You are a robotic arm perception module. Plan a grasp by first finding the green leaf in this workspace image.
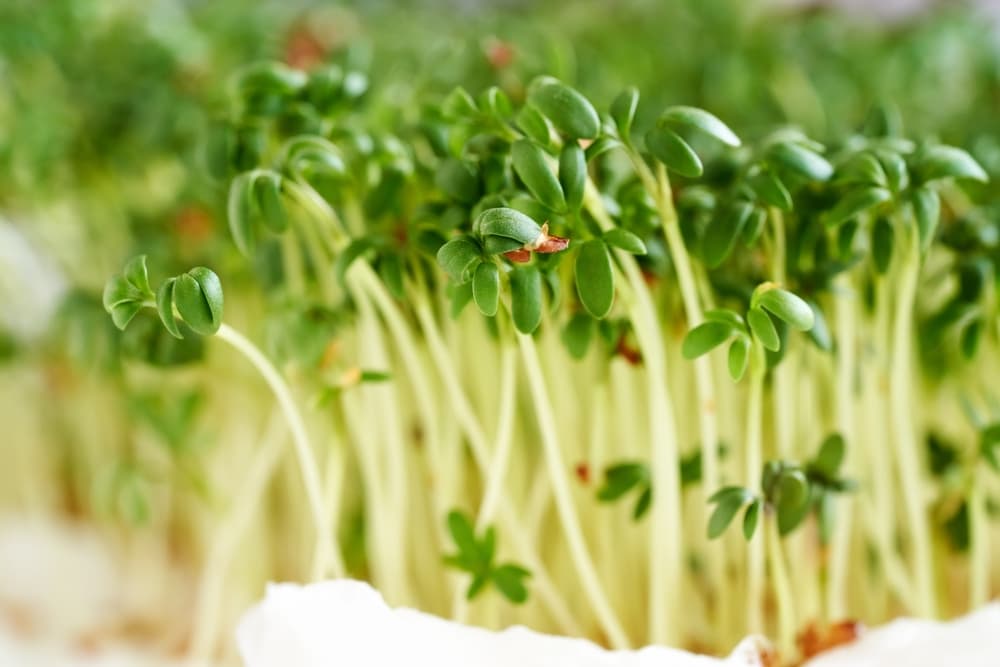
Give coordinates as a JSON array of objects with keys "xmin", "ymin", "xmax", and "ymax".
[
  {"xmin": 449, "ymin": 282, "xmax": 474, "ymax": 318},
  {"xmin": 603, "ymin": 228, "xmax": 647, "ymax": 255},
  {"xmin": 980, "ymin": 424, "xmax": 1000, "ymax": 472},
  {"xmin": 742, "ymin": 206, "xmax": 768, "ymax": 245},
  {"xmin": 561, "ymin": 312, "xmax": 594, "ymax": 360},
  {"xmin": 254, "ymin": 171, "xmax": 287, "ymax": 233},
  {"xmin": 728, "ymin": 336, "xmax": 750, "ymax": 382},
  {"xmin": 708, "ymin": 487, "xmax": 751, "ymax": 539},
  {"xmin": 633, "ymin": 487, "xmax": 652, "ymax": 520},
  {"xmin": 682, "ymin": 321, "xmax": 732, "ymax": 359},
  {"xmin": 510, "ymin": 266, "xmax": 543, "ymax": 334},
  {"xmin": 750, "ymin": 169, "xmax": 792, "ymax": 211},
  {"xmin": 917, "ymin": 145, "xmax": 988, "ymax": 183},
  {"xmin": 813, "ymin": 433, "xmax": 846, "ymax": 478},
  {"xmin": 227, "ymin": 172, "xmax": 257, "ymax": 256},
  {"xmin": 610, "ymin": 87, "xmax": 639, "ymax": 143},
  {"xmin": 436, "ymin": 158, "xmax": 481, "ymax": 204},
  {"xmin": 836, "ymin": 152, "xmax": 888, "ymax": 188},
  {"xmin": 466, "ymin": 574, "xmax": 490, "ymax": 600},
  {"xmin": 479, "ymin": 86, "xmax": 512, "ymax": 121},
  {"xmin": 645, "ymin": 127, "xmax": 702, "ymax": 178},
  {"xmin": 877, "ymin": 150, "xmax": 909, "ymax": 193},
  {"xmin": 597, "ymin": 462, "xmax": 648, "ymax": 501},
  {"xmin": 109, "ymin": 301, "xmax": 143, "ymax": 331},
  {"xmin": 442, "ymin": 86, "xmax": 478, "ymax": 119},
  {"xmin": 659, "ymin": 106, "xmax": 740, "ymax": 147},
  {"xmin": 585, "ymin": 137, "xmax": 621, "ymax": 162},
  {"xmin": 703, "ymin": 200, "xmax": 753, "ymax": 268},
  {"xmin": 492, "ymin": 564, "xmax": 531, "ymax": 604},
  {"xmin": 768, "ymin": 142, "xmax": 833, "ymax": 181},
  {"xmin": 437, "ymin": 237, "xmax": 482, "ymax": 283},
  {"xmin": 747, "ymin": 307, "xmax": 779, "ymax": 351},
  {"xmin": 961, "ymin": 319, "xmax": 982, "ymax": 360},
  {"xmin": 872, "ymin": 217, "xmax": 894, "ymax": 275},
  {"xmin": 826, "ymin": 186, "xmax": 892, "ymax": 227},
  {"xmin": 335, "ymin": 238, "xmax": 374, "ymax": 284},
  {"xmin": 123, "ymin": 255, "xmax": 152, "ymax": 296},
  {"xmin": 559, "ymin": 142, "xmax": 587, "ymax": 213},
  {"xmin": 483, "ymin": 235, "xmax": 524, "ymax": 255},
  {"xmin": 446, "ymin": 510, "xmax": 477, "ymax": 556},
  {"xmin": 776, "ymin": 470, "xmax": 811, "ymax": 536},
  {"xmin": 528, "ymin": 80, "xmax": 600, "ymax": 140},
  {"xmin": 511, "ymin": 139, "xmax": 565, "ymax": 211},
  {"xmin": 705, "ymin": 308, "xmax": 747, "ymax": 330},
  {"xmin": 174, "ymin": 268, "xmax": 224, "ymax": 336},
  {"xmin": 472, "ymin": 262, "xmax": 500, "ymax": 317},
  {"xmin": 156, "ymin": 278, "xmax": 182, "ymax": 339},
  {"xmin": 476, "ymin": 208, "xmax": 542, "ymax": 246},
  {"xmin": 102, "ymin": 275, "xmax": 141, "ymax": 311},
  {"xmin": 516, "ymin": 105, "xmax": 552, "ymax": 146},
  {"xmin": 575, "ymin": 240, "xmax": 615, "ymax": 319},
  {"xmin": 743, "ymin": 499, "xmax": 762, "ymax": 541},
  {"xmin": 912, "ymin": 186, "xmax": 941, "ymax": 253},
  {"xmin": 378, "ymin": 254, "xmax": 405, "ymax": 300},
  {"xmin": 757, "ymin": 288, "xmax": 814, "ymax": 331},
  {"xmin": 806, "ymin": 300, "xmax": 832, "ymax": 351}
]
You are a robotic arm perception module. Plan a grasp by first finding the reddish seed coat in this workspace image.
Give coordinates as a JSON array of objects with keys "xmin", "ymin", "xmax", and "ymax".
[
  {"xmin": 797, "ymin": 619, "xmax": 864, "ymax": 662},
  {"xmin": 485, "ymin": 39, "xmax": 515, "ymax": 69},
  {"xmin": 534, "ymin": 234, "xmax": 570, "ymax": 254},
  {"xmin": 574, "ymin": 462, "xmax": 591, "ymax": 484},
  {"xmin": 503, "ymin": 249, "xmax": 532, "ymax": 263}
]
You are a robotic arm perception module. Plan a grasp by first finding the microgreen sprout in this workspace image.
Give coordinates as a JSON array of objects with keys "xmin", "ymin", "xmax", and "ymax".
[{"xmin": 443, "ymin": 511, "xmax": 532, "ymax": 604}]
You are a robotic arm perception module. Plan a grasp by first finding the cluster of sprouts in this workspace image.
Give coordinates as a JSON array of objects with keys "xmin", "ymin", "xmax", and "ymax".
[{"xmin": 98, "ymin": 56, "xmax": 1000, "ymax": 662}]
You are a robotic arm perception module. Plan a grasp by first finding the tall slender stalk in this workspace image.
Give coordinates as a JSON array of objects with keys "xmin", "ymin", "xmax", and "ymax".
[
  {"xmin": 889, "ymin": 221, "xmax": 936, "ymax": 617},
  {"xmin": 746, "ymin": 343, "xmax": 766, "ymax": 634},
  {"xmin": 215, "ymin": 323, "xmax": 344, "ymax": 580},
  {"xmin": 517, "ymin": 330, "xmax": 630, "ymax": 648},
  {"xmin": 969, "ymin": 468, "xmax": 990, "ymax": 607},
  {"xmin": 828, "ymin": 276, "xmax": 857, "ymax": 620},
  {"xmin": 583, "ymin": 178, "xmax": 685, "ymax": 645}
]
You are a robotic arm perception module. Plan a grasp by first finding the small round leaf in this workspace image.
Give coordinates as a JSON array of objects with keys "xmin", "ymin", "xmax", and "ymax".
[
  {"xmin": 575, "ymin": 240, "xmax": 615, "ymax": 319},
  {"xmin": 472, "ymin": 262, "xmax": 500, "ymax": 317},
  {"xmin": 645, "ymin": 127, "xmax": 703, "ymax": 178},
  {"xmin": 528, "ymin": 80, "xmax": 600, "ymax": 140}
]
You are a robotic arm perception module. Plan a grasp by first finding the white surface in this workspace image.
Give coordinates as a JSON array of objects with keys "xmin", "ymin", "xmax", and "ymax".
[
  {"xmin": 804, "ymin": 603, "xmax": 1000, "ymax": 666},
  {"xmin": 236, "ymin": 580, "xmax": 767, "ymax": 667}
]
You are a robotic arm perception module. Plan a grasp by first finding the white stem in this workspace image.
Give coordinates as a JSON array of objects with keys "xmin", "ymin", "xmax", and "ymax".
[
  {"xmin": 828, "ymin": 279, "xmax": 856, "ymax": 620},
  {"xmin": 970, "ymin": 468, "xmax": 990, "ymax": 608},
  {"xmin": 187, "ymin": 410, "xmax": 286, "ymax": 665},
  {"xmin": 517, "ymin": 331, "xmax": 630, "ymax": 648},
  {"xmin": 889, "ymin": 223, "xmax": 936, "ymax": 617},
  {"xmin": 215, "ymin": 323, "xmax": 343, "ymax": 579},
  {"xmin": 746, "ymin": 345, "xmax": 766, "ymax": 634},
  {"xmin": 584, "ymin": 178, "xmax": 684, "ymax": 645},
  {"xmin": 453, "ymin": 345, "xmax": 517, "ymax": 622},
  {"xmin": 768, "ymin": 518, "xmax": 796, "ymax": 654}
]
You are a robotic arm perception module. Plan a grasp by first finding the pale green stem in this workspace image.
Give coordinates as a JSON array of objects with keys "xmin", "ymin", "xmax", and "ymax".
[
  {"xmin": 828, "ymin": 277, "xmax": 856, "ymax": 620},
  {"xmin": 411, "ymin": 291, "xmax": 583, "ymax": 635},
  {"xmin": 453, "ymin": 345, "xmax": 517, "ymax": 622},
  {"xmin": 584, "ymin": 177, "xmax": 684, "ymax": 645},
  {"xmin": 187, "ymin": 409, "xmax": 286, "ymax": 665},
  {"xmin": 746, "ymin": 344, "xmax": 766, "ymax": 634},
  {"xmin": 215, "ymin": 323, "xmax": 344, "ymax": 580},
  {"xmin": 767, "ymin": 518, "xmax": 797, "ymax": 655},
  {"xmin": 970, "ymin": 467, "xmax": 990, "ymax": 608},
  {"xmin": 889, "ymin": 221, "xmax": 936, "ymax": 617},
  {"xmin": 517, "ymin": 330, "xmax": 630, "ymax": 649}
]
